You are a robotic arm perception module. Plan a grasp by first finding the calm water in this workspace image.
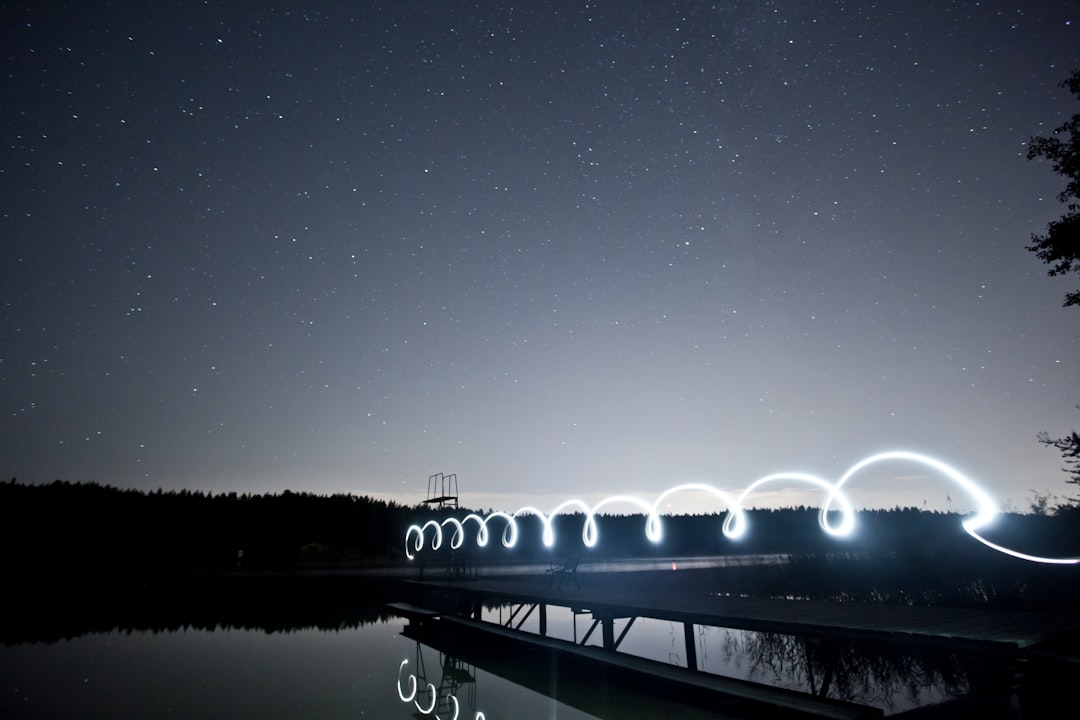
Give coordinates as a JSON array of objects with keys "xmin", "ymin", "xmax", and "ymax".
[
  {"xmin": 1, "ymin": 618, "xmax": 605, "ymax": 719},
  {"xmin": 7, "ymin": 566, "xmax": 1044, "ymax": 718},
  {"xmin": 1, "ymin": 615, "xmax": 725, "ymax": 719},
  {"xmin": 1, "ymin": 605, "xmax": 965, "ymax": 719}
]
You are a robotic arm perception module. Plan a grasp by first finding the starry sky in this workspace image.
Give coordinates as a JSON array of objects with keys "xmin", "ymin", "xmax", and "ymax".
[{"xmin": 3, "ymin": 1, "xmax": 1079, "ymax": 514}]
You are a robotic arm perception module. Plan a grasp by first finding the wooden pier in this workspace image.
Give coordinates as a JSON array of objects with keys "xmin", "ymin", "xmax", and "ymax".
[
  {"xmin": 404, "ymin": 573, "xmax": 1080, "ymax": 655},
  {"xmin": 390, "ymin": 569, "xmax": 1080, "ymax": 717},
  {"xmin": 392, "ymin": 601, "xmax": 883, "ymax": 719}
]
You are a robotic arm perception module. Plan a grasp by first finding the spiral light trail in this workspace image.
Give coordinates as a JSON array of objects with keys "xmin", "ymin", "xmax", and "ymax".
[
  {"xmin": 405, "ymin": 451, "xmax": 1079, "ymax": 565},
  {"xmin": 397, "ymin": 659, "xmax": 485, "ymax": 720}
]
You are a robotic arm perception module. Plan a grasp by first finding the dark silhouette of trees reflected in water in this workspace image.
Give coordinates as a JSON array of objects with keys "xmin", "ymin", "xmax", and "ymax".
[
  {"xmin": 2, "ymin": 574, "xmax": 406, "ymax": 645},
  {"xmin": 710, "ymin": 625, "xmax": 1069, "ymax": 718},
  {"xmin": 720, "ymin": 629, "xmax": 974, "ymax": 711}
]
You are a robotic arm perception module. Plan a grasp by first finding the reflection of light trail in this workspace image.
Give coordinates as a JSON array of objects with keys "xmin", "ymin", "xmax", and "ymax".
[
  {"xmin": 397, "ymin": 659, "xmax": 486, "ymax": 720},
  {"xmin": 404, "ymin": 451, "xmax": 1079, "ymax": 565}
]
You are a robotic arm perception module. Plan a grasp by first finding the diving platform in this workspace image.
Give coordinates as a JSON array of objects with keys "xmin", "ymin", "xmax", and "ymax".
[{"xmin": 422, "ymin": 472, "xmax": 459, "ymax": 509}]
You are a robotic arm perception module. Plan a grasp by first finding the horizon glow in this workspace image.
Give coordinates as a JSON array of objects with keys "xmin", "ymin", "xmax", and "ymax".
[{"xmin": 404, "ymin": 451, "xmax": 1080, "ymax": 565}]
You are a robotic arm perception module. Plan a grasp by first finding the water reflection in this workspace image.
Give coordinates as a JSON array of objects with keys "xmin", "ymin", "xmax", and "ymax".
[
  {"xmin": 397, "ymin": 615, "xmax": 736, "ymax": 719},
  {"xmin": 2, "ymin": 574, "xmax": 404, "ymax": 645},
  {"xmin": 418, "ymin": 599, "xmax": 1048, "ymax": 718},
  {"xmin": 397, "ymin": 646, "xmax": 485, "ymax": 720},
  {"xmin": 1, "ymin": 622, "xmax": 411, "ymax": 718},
  {"xmin": 472, "ymin": 599, "xmax": 962, "ymax": 713},
  {"xmin": 722, "ymin": 629, "xmax": 970, "ymax": 711},
  {"xmin": 2, "ymin": 574, "xmax": 1069, "ymax": 719}
]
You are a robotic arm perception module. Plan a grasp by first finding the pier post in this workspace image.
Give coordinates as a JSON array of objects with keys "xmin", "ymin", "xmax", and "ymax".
[
  {"xmin": 539, "ymin": 604, "xmax": 547, "ymax": 636},
  {"xmin": 470, "ymin": 594, "xmax": 482, "ymax": 620},
  {"xmin": 684, "ymin": 622, "xmax": 697, "ymax": 671},
  {"xmin": 602, "ymin": 615, "xmax": 615, "ymax": 651}
]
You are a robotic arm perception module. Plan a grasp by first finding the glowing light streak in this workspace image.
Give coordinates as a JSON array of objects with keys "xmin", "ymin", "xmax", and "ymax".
[
  {"xmin": 415, "ymin": 680, "xmax": 437, "ymax": 715},
  {"xmin": 405, "ymin": 520, "xmax": 444, "ymax": 560},
  {"xmin": 396, "ymin": 660, "xmax": 417, "ymax": 703},
  {"xmin": 731, "ymin": 472, "xmax": 857, "ymax": 538},
  {"xmin": 653, "ymin": 483, "xmax": 744, "ymax": 542},
  {"xmin": 405, "ymin": 512, "xmax": 519, "ymax": 560},
  {"xmin": 404, "ymin": 452, "xmax": 1080, "ymax": 565},
  {"xmin": 396, "ymin": 659, "xmax": 486, "ymax": 720}
]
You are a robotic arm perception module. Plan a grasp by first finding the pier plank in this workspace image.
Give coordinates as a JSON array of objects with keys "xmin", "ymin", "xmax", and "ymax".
[{"xmin": 405, "ymin": 575, "xmax": 1080, "ymax": 652}]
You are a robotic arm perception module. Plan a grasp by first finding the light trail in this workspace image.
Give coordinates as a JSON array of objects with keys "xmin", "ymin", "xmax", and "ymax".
[
  {"xmin": 396, "ymin": 659, "xmax": 485, "ymax": 720},
  {"xmin": 404, "ymin": 451, "xmax": 1080, "ymax": 565},
  {"xmin": 396, "ymin": 658, "xmax": 437, "ymax": 714}
]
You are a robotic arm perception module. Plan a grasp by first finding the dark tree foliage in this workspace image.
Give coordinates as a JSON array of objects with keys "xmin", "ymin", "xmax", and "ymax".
[
  {"xmin": 0, "ymin": 479, "xmax": 415, "ymax": 572},
  {"xmin": 1027, "ymin": 69, "xmax": 1080, "ymax": 307},
  {"xmin": 1026, "ymin": 71, "xmax": 1080, "ymax": 504},
  {"xmin": 2, "ymin": 479, "xmax": 1079, "ymax": 640},
  {"xmin": 1037, "ymin": 423, "xmax": 1080, "ymax": 493}
]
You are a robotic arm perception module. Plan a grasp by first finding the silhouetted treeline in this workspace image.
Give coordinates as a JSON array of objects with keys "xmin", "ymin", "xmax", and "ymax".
[
  {"xmin": 3, "ymin": 480, "xmax": 1079, "ymax": 645},
  {"xmin": 413, "ymin": 504, "xmax": 1080, "ymax": 613},
  {"xmin": 3, "ymin": 478, "xmax": 1078, "ymax": 586},
  {"xmin": 1, "ymin": 479, "xmax": 416, "ymax": 572},
  {"xmin": 413, "ymin": 503, "xmax": 1080, "ymax": 562}
]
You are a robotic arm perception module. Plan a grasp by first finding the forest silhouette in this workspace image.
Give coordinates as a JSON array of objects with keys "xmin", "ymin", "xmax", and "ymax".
[
  {"xmin": 5, "ymin": 478, "xmax": 1078, "ymax": 605},
  {"xmin": 3, "ymin": 478, "xmax": 1079, "ymax": 647}
]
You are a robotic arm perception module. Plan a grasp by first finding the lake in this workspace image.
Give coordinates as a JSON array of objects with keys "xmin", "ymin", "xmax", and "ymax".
[
  {"xmin": 0, "ymin": 602, "xmax": 745, "ymax": 718},
  {"xmin": 1, "ymin": 610, "xmax": 954, "ymax": 719},
  {"xmin": 0, "ymin": 567, "xmax": 1062, "ymax": 718}
]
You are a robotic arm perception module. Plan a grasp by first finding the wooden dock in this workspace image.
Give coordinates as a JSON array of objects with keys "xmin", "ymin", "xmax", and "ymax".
[
  {"xmin": 390, "ymin": 601, "xmax": 883, "ymax": 719},
  {"xmin": 405, "ymin": 573, "xmax": 1080, "ymax": 654},
  {"xmin": 392, "ymin": 570, "xmax": 1080, "ymax": 717}
]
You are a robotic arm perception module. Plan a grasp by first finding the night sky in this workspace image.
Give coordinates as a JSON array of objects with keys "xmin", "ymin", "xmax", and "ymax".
[{"xmin": 3, "ymin": 1, "xmax": 1079, "ymax": 514}]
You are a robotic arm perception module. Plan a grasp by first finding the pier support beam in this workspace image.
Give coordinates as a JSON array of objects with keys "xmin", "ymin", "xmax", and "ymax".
[
  {"xmin": 684, "ymin": 622, "xmax": 697, "ymax": 671},
  {"xmin": 602, "ymin": 615, "xmax": 615, "ymax": 651},
  {"xmin": 539, "ymin": 604, "xmax": 547, "ymax": 637}
]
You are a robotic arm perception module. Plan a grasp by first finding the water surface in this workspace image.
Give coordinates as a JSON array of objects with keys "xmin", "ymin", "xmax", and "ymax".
[
  {"xmin": 2, "ymin": 568, "xmax": 1051, "ymax": 718},
  {"xmin": 2, "ymin": 618, "xmax": 605, "ymax": 719}
]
